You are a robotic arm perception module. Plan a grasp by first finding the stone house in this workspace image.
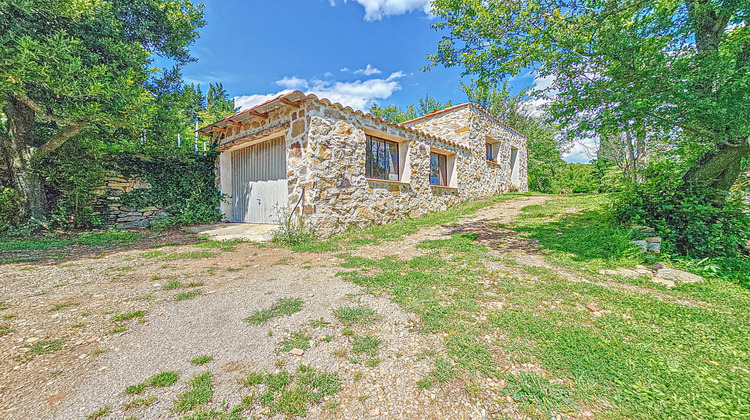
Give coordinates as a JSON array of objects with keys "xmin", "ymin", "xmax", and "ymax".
[{"xmin": 198, "ymin": 90, "xmax": 528, "ymax": 236}]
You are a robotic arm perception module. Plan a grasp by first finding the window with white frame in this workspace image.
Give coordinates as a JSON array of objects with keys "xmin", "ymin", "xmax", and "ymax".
[
  {"xmin": 429, "ymin": 152, "xmax": 449, "ymax": 186},
  {"xmin": 486, "ymin": 137, "xmax": 500, "ymax": 162},
  {"xmin": 365, "ymin": 135, "xmax": 400, "ymax": 181}
]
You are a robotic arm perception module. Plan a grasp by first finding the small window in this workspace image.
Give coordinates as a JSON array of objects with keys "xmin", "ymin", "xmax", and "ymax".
[
  {"xmin": 486, "ymin": 138, "xmax": 500, "ymax": 162},
  {"xmin": 366, "ymin": 135, "xmax": 400, "ymax": 181},
  {"xmin": 429, "ymin": 152, "xmax": 448, "ymax": 186}
]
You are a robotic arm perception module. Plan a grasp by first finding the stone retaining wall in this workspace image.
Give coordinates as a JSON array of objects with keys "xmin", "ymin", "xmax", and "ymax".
[{"xmin": 92, "ymin": 172, "xmax": 168, "ymax": 229}]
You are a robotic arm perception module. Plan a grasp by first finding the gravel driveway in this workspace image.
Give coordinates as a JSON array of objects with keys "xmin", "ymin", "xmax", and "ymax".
[{"xmin": 0, "ymin": 216, "xmax": 508, "ymax": 419}]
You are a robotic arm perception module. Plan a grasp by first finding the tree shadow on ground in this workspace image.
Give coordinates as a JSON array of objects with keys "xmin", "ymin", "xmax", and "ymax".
[{"xmin": 510, "ymin": 208, "xmax": 644, "ymax": 268}]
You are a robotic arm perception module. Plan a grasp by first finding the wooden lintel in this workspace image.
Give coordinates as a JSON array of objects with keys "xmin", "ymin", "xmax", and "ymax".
[
  {"xmin": 280, "ymin": 98, "xmax": 301, "ymax": 109},
  {"xmin": 226, "ymin": 120, "xmax": 242, "ymax": 127},
  {"xmin": 249, "ymin": 111, "xmax": 269, "ymax": 119}
]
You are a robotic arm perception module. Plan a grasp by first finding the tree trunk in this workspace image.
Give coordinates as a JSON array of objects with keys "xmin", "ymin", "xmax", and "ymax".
[
  {"xmin": 3, "ymin": 96, "xmax": 46, "ymax": 220},
  {"xmin": 683, "ymin": 139, "xmax": 750, "ymax": 193}
]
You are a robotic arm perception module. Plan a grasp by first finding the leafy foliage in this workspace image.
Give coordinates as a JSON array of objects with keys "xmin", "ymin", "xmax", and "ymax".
[
  {"xmin": 616, "ymin": 179, "xmax": 750, "ymax": 258},
  {"xmin": 114, "ymin": 151, "xmax": 224, "ymax": 227},
  {"xmin": 369, "ymin": 94, "xmax": 453, "ymax": 123}
]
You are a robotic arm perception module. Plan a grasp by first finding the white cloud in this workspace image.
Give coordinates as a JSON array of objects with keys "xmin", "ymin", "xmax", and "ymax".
[
  {"xmin": 233, "ymin": 71, "xmax": 406, "ymax": 111},
  {"xmin": 330, "ymin": 0, "xmax": 432, "ymax": 21},
  {"xmin": 275, "ymin": 76, "xmax": 308, "ymax": 89},
  {"xmin": 323, "ymin": 71, "xmax": 334, "ymax": 78},
  {"xmin": 340, "ymin": 67, "xmax": 349, "ymax": 72},
  {"xmin": 233, "ymin": 90, "xmax": 294, "ymax": 110},
  {"xmin": 354, "ymin": 64, "xmax": 382, "ymax": 76},
  {"xmin": 519, "ymin": 73, "xmax": 557, "ymax": 117},
  {"xmin": 562, "ymin": 138, "xmax": 598, "ymax": 164},
  {"xmin": 387, "ymin": 71, "xmax": 406, "ymax": 80}
]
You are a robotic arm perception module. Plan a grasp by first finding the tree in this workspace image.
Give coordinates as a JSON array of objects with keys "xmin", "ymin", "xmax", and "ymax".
[
  {"xmin": 0, "ymin": 0, "xmax": 205, "ymax": 219},
  {"xmin": 429, "ymin": 0, "xmax": 750, "ymax": 195},
  {"xmin": 369, "ymin": 94, "xmax": 453, "ymax": 123}
]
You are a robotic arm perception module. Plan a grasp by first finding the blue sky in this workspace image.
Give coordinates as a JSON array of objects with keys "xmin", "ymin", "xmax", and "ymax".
[{"xmin": 180, "ymin": 0, "xmax": 587, "ymax": 162}]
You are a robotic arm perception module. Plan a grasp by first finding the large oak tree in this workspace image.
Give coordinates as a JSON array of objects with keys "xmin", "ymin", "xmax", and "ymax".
[{"xmin": 0, "ymin": 0, "xmax": 204, "ymax": 218}]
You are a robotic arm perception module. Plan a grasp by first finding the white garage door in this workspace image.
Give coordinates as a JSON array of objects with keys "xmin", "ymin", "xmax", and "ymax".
[{"xmin": 230, "ymin": 137, "xmax": 287, "ymax": 223}]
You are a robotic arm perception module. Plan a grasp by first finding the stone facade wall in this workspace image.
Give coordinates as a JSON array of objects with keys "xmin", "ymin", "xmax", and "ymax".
[
  {"xmin": 93, "ymin": 172, "xmax": 168, "ymax": 229},
  {"xmin": 404, "ymin": 105, "xmax": 529, "ymax": 194},
  {"xmin": 213, "ymin": 96, "xmax": 529, "ymax": 237}
]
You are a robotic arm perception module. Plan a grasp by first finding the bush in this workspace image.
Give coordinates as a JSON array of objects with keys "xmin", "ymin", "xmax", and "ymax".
[
  {"xmin": 616, "ymin": 182, "xmax": 750, "ymax": 258},
  {"xmin": 0, "ymin": 188, "xmax": 27, "ymax": 232},
  {"xmin": 39, "ymin": 135, "xmax": 106, "ymax": 229}
]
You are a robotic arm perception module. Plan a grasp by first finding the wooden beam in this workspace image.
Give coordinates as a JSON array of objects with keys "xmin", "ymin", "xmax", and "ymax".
[
  {"xmin": 226, "ymin": 120, "xmax": 242, "ymax": 127},
  {"xmin": 280, "ymin": 98, "xmax": 301, "ymax": 109},
  {"xmin": 213, "ymin": 126, "xmax": 226, "ymax": 133},
  {"xmin": 197, "ymin": 132, "xmax": 213, "ymax": 136},
  {"xmin": 249, "ymin": 111, "xmax": 269, "ymax": 119}
]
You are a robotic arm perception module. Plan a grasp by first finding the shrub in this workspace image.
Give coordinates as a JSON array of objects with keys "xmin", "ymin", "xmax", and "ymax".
[
  {"xmin": 0, "ymin": 188, "xmax": 27, "ymax": 233},
  {"xmin": 616, "ymin": 180, "xmax": 750, "ymax": 258}
]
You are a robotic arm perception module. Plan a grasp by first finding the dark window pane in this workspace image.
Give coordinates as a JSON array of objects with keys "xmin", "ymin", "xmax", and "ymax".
[
  {"xmin": 430, "ymin": 152, "xmax": 448, "ymax": 186},
  {"xmin": 365, "ymin": 135, "xmax": 399, "ymax": 181}
]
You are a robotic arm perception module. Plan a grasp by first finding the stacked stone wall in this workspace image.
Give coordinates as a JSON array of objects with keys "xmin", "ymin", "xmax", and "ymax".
[{"xmin": 92, "ymin": 172, "xmax": 168, "ymax": 229}]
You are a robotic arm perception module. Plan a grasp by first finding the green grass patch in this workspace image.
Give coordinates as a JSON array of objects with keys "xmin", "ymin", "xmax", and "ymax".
[
  {"xmin": 308, "ymin": 318, "xmax": 331, "ymax": 328},
  {"xmin": 333, "ymin": 306, "xmax": 378, "ymax": 326},
  {"xmin": 190, "ymin": 355, "xmax": 214, "ymax": 365},
  {"xmin": 127, "ymin": 370, "xmax": 180, "ymax": 395},
  {"xmin": 110, "ymin": 325, "xmax": 127, "ymax": 334},
  {"xmin": 0, "ymin": 231, "xmax": 141, "ymax": 252},
  {"xmin": 162, "ymin": 250, "xmax": 215, "ymax": 261},
  {"xmin": 502, "ymin": 371, "xmax": 576, "ymax": 416},
  {"xmin": 278, "ymin": 331, "xmax": 311, "ymax": 352},
  {"xmin": 86, "ymin": 406, "xmax": 110, "ymax": 419},
  {"xmin": 29, "ymin": 340, "xmax": 63, "ymax": 354},
  {"xmin": 173, "ymin": 372, "xmax": 213, "ymax": 412},
  {"xmin": 0, "ymin": 324, "xmax": 14, "ymax": 336},
  {"xmin": 142, "ymin": 250, "xmax": 165, "ymax": 258},
  {"xmin": 351, "ymin": 335, "xmax": 381, "ymax": 357},
  {"xmin": 149, "ymin": 370, "xmax": 179, "ymax": 387},
  {"xmin": 125, "ymin": 382, "xmax": 146, "ymax": 395},
  {"xmin": 111, "ymin": 310, "xmax": 146, "ymax": 322},
  {"xmin": 244, "ymin": 298, "xmax": 303, "ymax": 325},
  {"xmin": 175, "ymin": 289, "xmax": 203, "ymax": 301},
  {"xmin": 123, "ymin": 395, "xmax": 156, "ymax": 409},
  {"xmin": 163, "ymin": 280, "xmax": 183, "ymax": 290},
  {"xmin": 242, "ymin": 365, "xmax": 340, "ymax": 417},
  {"xmin": 512, "ymin": 195, "xmax": 643, "ymax": 270}
]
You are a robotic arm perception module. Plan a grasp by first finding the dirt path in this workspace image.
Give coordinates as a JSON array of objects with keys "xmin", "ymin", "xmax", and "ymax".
[{"xmin": 0, "ymin": 195, "xmax": 551, "ymax": 420}]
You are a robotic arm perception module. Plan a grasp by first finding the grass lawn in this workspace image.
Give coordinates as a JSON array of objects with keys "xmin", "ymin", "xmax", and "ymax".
[{"xmin": 332, "ymin": 193, "xmax": 750, "ymax": 419}]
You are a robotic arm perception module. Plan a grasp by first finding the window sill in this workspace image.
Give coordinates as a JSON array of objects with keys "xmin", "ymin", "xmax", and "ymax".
[
  {"xmin": 486, "ymin": 159, "xmax": 503, "ymax": 167},
  {"xmin": 366, "ymin": 178, "xmax": 409, "ymax": 186},
  {"xmin": 430, "ymin": 184, "xmax": 458, "ymax": 190}
]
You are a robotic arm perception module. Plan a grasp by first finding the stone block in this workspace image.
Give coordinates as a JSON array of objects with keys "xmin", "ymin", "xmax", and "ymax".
[{"xmin": 291, "ymin": 119, "xmax": 305, "ymax": 137}]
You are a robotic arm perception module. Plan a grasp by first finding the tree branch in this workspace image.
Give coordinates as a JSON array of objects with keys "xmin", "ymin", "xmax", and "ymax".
[
  {"xmin": 35, "ymin": 123, "xmax": 84, "ymax": 158},
  {"xmin": 13, "ymin": 91, "xmax": 76, "ymax": 126}
]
